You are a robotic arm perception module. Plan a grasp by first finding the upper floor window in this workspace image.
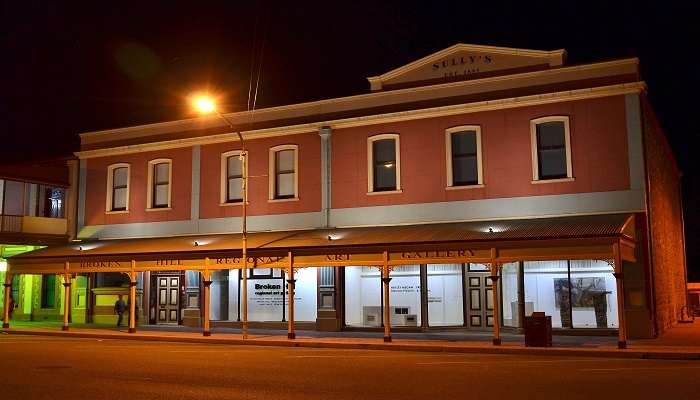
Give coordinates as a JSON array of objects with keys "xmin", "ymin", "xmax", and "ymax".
[
  {"xmin": 269, "ymin": 145, "xmax": 298, "ymax": 200},
  {"xmin": 35, "ymin": 185, "xmax": 65, "ymax": 218},
  {"xmin": 147, "ymin": 159, "xmax": 172, "ymax": 209},
  {"xmin": 106, "ymin": 163, "xmax": 130, "ymax": 212},
  {"xmin": 221, "ymin": 150, "xmax": 245, "ymax": 204},
  {"xmin": 367, "ymin": 134, "xmax": 401, "ymax": 193},
  {"xmin": 530, "ymin": 116, "xmax": 573, "ymax": 182},
  {"xmin": 445, "ymin": 126, "xmax": 482, "ymax": 187}
]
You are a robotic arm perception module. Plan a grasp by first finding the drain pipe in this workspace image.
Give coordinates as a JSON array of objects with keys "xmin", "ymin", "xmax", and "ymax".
[{"xmin": 319, "ymin": 126, "xmax": 332, "ymax": 228}]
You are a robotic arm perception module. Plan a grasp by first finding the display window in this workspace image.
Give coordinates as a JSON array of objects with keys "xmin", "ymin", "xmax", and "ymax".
[
  {"xmin": 209, "ymin": 268, "xmax": 317, "ymax": 322},
  {"xmin": 570, "ymin": 260, "xmax": 618, "ymax": 328},
  {"xmin": 427, "ymin": 264, "xmax": 464, "ymax": 326},
  {"xmin": 523, "ymin": 260, "xmax": 618, "ymax": 329},
  {"xmin": 501, "ymin": 262, "xmax": 520, "ymax": 327},
  {"xmin": 344, "ymin": 266, "xmax": 381, "ymax": 327},
  {"xmin": 388, "ymin": 265, "xmax": 421, "ymax": 327}
]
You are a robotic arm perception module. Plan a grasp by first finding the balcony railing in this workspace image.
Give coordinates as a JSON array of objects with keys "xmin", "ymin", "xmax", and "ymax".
[
  {"xmin": 0, "ymin": 214, "xmax": 23, "ymax": 232},
  {"xmin": 0, "ymin": 214, "xmax": 67, "ymax": 235}
]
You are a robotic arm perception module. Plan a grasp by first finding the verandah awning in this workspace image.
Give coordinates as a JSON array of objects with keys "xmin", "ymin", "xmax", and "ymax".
[{"xmin": 6, "ymin": 213, "xmax": 636, "ymax": 275}]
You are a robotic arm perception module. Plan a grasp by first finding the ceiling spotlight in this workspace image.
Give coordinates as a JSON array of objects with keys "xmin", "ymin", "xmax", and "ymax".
[
  {"xmin": 194, "ymin": 241, "xmax": 200, "ymax": 247},
  {"xmin": 488, "ymin": 228, "xmax": 494, "ymax": 233},
  {"xmin": 78, "ymin": 246, "xmax": 84, "ymax": 251}
]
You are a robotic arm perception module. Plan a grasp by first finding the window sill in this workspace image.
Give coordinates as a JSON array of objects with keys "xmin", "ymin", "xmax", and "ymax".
[
  {"xmin": 146, "ymin": 207, "xmax": 172, "ymax": 212},
  {"xmin": 219, "ymin": 202, "xmax": 248, "ymax": 207},
  {"xmin": 531, "ymin": 177, "xmax": 575, "ymax": 184},
  {"xmin": 446, "ymin": 184, "xmax": 484, "ymax": 191},
  {"xmin": 366, "ymin": 189, "xmax": 403, "ymax": 196},
  {"xmin": 105, "ymin": 210, "xmax": 129, "ymax": 215},
  {"xmin": 268, "ymin": 197, "xmax": 299, "ymax": 203}
]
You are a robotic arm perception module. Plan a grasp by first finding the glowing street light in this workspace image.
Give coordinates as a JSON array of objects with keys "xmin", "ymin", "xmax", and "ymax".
[
  {"xmin": 192, "ymin": 94, "xmax": 250, "ymax": 339},
  {"xmin": 193, "ymin": 96, "xmax": 216, "ymax": 114}
]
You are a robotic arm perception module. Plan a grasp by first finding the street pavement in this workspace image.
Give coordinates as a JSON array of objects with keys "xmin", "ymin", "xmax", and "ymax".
[{"xmin": 1, "ymin": 335, "xmax": 699, "ymax": 400}]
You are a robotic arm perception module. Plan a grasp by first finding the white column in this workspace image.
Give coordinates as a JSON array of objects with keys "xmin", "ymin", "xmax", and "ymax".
[{"xmin": 319, "ymin": 127, "xmax": 332, "ymax": 228}]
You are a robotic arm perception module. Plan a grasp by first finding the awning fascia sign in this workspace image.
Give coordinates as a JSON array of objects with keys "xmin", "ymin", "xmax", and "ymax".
[{"xmin": 6, "ymin": 237, "xmax": 634, "ymax": 275}]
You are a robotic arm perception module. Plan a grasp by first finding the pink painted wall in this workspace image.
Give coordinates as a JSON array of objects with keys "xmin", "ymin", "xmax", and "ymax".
[
  {"xmin": 199, "ymin": 132, "xmax": 321, "ymax": 219},
  {"xmin": 332, "ymin": 95, "xmax": 631, "ymax": 209},
  {"xmin": 83, "ymin": 95, "xmax": 631, "ymax": 226},
  {"xmin": 84, "ymin": 148, "xmax": 192, "ymax": 225}
]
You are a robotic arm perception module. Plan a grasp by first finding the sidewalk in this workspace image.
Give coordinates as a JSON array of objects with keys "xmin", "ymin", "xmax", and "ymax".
[{"xmin": 3, "ymin": 320, "xmax": 700, "ymax": 360}]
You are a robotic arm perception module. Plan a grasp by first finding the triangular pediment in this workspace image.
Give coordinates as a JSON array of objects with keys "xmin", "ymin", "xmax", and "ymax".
[{"xmin": 368, "ymin": 44, "xmax": 566, "ymax": 91}]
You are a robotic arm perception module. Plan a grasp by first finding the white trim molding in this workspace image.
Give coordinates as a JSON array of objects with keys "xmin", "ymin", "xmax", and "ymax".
[
  {"xmin": 268, "ymin": 144, "xmax": 299, "ymax": 201},
  {"xmin": 106, "ymin": 163, "xmax": 130, "ymax": 213},
  {"xmin": 146, "ymin": 158, "xmax": 173, "ymax": 210},
  {"xmin": 220, "ymin": 150, "xmax": 246, "ymax": 205},
  {"xmin": 530, "ymin": 116, "xmax": 573, "ymax": 182},
  {"xmin": 367, "ymin": 133, "xmax": 402, "ymax": 194},
  {"xmin": 445, "ymin": 125, "xmax": 483, "ymax": 188},
  {"xmin": 75, "ymin": 82, "xmax": 646, "ymax": 160}
]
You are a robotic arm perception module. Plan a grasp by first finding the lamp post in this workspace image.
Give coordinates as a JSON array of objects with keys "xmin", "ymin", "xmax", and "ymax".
[{"xmin": 193, "ymin": 96, "xmax": 250, "ymax": 339}]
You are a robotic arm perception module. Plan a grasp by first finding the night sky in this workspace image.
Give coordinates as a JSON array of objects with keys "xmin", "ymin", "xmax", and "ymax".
[{"xmin": 2, "ymin": 1, "xmax": 698, "ymax": 280}]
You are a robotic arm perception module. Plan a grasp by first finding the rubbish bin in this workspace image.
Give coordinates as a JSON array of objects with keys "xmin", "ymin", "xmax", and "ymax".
[{"xmin": 524, "ymin": 312, "xmax": 552, "ymax": 347}]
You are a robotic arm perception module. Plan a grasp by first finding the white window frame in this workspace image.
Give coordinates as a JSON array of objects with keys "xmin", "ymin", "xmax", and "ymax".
[
  {"xmin": 146, "ymin": 158, "xmax": 173, "ymax": 210},
  {"xmin": 367, "ymin": 133, "xmax": 402, "ymax": 194},
  {"xmin": 268, "ymin": 144, "xmax": 299, "ymax": 202},
  {"xmin": 105, "ymin": 163, "xmax": 130, "ymax": 213},
  {"xmin": 220, "ymin": 150, "xmax": 247, "ymax": 205},
  {"xmin": 445, "ymin": 125, "xmax": 484, "ymax": 189},
  {"xmin": 530, "ymin": 116, "xmax": 574, "ymax": 184}
]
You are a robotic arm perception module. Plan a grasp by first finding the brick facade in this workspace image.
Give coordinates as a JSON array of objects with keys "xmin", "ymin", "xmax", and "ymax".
[{"xmin": 642, "ymin": 95, "xmax": 688, "ymax": 333}]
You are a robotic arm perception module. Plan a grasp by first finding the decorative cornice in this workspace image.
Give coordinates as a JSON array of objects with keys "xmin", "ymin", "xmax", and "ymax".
[
  {"xmin": 75, "ymin": 81, "xmax": 646, "ymax": 160},
  {"xmin": 79, "ymin": 57, "xmax": 638, "ymax": 147},
  {"xmin": 366, "ymin": 43, "xmax": 567, "ymax": 84}
]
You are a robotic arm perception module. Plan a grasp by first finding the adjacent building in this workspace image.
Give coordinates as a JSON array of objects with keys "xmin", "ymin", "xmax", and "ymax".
[
  {"xmin": 0, "ymin": 158, "xmax": 77, "ymax": 323},
  {"xmin": 3, "ymin": 44, "xmax": 688, "ymax": 346}
]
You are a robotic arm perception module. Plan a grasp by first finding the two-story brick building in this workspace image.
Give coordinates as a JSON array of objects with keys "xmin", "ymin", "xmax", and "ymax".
[{"xmin": 4, "ymin": 44, "xmax": 687, "ymax": 347}]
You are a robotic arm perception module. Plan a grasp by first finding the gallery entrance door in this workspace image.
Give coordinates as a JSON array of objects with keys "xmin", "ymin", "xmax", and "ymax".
[
  {"xmin": 464, "ymin": 267, "xmax": 494, "ymax": 330},
  {"xmin": 156, "ymin": 275, "xmax": 180, "ymax": 324}
]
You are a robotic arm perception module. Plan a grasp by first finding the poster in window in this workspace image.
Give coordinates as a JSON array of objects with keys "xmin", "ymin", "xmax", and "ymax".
[{"xmin": 554, "ymin": 277, "xmax": 609, "ymax": 308}]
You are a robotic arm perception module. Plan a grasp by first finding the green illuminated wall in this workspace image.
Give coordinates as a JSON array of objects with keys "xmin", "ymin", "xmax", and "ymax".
[{"xmin": 0, "ymin": 245, "xmax": 46, "ymax": 313}]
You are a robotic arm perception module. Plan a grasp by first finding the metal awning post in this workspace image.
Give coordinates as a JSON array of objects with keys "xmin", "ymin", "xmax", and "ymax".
[
  {"xmin": 202, "ymin": 259, "xmax": 212, "ymax": 337},
  {"xmin": 128, "ymin": 261, "xmax": 137, "ymax": 334},
  {"xmin": 287, "ymin": 251, "xmax": 296, "ymax": 339},
  {"xmin": 2, "ymin": 273, "xmax": 12, "ymax": 329},
  {"xmin": 613, "ymin": 242, "xmax": 627, "ymax": 349},
  {"xmin": 61, "ymin": 262, "xmax": 71, "ymax": 331},
  {"xmin": 381, "ymin": 251, "xmax": 392, "ymax": 343}
]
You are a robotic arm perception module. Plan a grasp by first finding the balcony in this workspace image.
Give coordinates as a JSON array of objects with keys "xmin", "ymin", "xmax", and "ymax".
[{"xmin": 0, "ymin": 214, "xmax": 68, "ymax": 235}]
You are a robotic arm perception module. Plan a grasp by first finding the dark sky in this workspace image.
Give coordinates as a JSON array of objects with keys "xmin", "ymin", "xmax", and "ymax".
[{"xmin": 2, "ymin": 1, "xmax": 698, "ymax": 279}]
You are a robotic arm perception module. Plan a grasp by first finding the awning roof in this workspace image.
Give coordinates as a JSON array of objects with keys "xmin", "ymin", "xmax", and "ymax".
[{"xmin": 8, "ymin": 214, "xmax": 636, "ymax": 273}]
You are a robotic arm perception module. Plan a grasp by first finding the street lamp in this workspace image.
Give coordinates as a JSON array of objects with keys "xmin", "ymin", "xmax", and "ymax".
[{"xmin": 192, "ymin": 95, "xmax": 250, "ymax": 339}]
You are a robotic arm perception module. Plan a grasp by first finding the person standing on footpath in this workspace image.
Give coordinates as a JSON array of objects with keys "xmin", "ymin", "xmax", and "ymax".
[{"xmin": 114, "ymin": 294, "xmax": 127, "ymax": 327}]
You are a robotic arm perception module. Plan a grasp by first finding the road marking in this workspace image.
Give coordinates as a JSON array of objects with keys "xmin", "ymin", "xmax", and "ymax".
[
  {"xmin": 416, "ymin": 359, "xmax": 598, "ymax": 366},
  {"xmin": 581, "ymin": 366, "xmax": 700, "ymax": 372}
]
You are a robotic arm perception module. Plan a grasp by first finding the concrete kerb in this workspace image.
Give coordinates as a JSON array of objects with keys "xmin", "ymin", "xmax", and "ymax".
[{"xmin": 3, "ymin": 328, "xmax": 700, "ymax": 360}]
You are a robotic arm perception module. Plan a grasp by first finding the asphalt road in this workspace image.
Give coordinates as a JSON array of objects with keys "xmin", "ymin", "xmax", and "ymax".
[{"xmin": 0, "ymin": 335, "xmax": 698, "ymax": 400}]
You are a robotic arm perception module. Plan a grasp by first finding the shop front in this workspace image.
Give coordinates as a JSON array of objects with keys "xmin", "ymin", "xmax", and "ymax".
[{"xmin": 3, "ymin": 214, "xmax": 638, "ymax": 348}]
